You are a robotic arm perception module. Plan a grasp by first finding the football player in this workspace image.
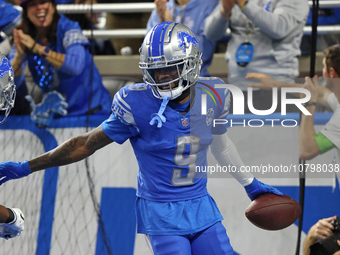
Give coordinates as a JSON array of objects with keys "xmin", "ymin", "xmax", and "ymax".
[
  {"xmin": 0, "ymin": 53, "xmax": 25, "ymax": 240},
  {"xmin": 0, "ymin": 23, "xmax": 281, "ymax": 253}
]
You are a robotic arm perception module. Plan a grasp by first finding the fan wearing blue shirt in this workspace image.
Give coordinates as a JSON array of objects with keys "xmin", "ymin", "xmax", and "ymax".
[
  {"xmin": 0, "ymin": 0, "xmax": 21, "ymax": 55},
  {"xmin": 0, "ymin": 0, "xmax": 21, "ymax": 38},
  {"xmin": 10, "ymin": 0, "xmax": 111, "ymax": 117}
]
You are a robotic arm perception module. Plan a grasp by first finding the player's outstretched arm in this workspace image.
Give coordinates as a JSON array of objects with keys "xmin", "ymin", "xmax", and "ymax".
[
  {"xmin": 29, "ymin": 126, "xmax": 113, "ymax": 172},
  {"xmin": 211, "ymin": 133, "xmax": 282, "ymax": 200},
  {"xmin": 0, "ymin": 126, "xmax": 113, "ymax": 185}
]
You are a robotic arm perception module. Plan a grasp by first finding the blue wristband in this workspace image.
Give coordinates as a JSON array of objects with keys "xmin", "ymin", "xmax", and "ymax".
[
  {"xmin": 0, "ymin": 160, "xmax": 32, "ymax": 186},
  {"xmin": 244, "ymin": 178, "xmax": 259, "ymax": 193},
  {"xmin": 245, "ymin": 178, "xmax": 283, "ymax": 201},
  {"xmin": 21, "ymin": 161, "xmax": 32, "ymax": 176}
]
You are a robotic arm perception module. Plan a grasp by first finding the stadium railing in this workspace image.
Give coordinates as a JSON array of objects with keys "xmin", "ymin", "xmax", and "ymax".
[{"xmin": 22, "ymin": 1, "xmax": 340, "ymax": 91}]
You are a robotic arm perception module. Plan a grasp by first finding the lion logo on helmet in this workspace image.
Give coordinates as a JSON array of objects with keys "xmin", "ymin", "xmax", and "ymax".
[
  {"xmin": 177, "ymin": 31, "xmax": 199, "ymax": 54},
  {"xmin": 0, "ymin": 55, "xmax": 13, "ymax": 78}
]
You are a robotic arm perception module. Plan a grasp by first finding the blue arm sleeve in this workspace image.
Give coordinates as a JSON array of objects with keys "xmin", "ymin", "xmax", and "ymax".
[{"xmin": 59, "ymin": 44, "xmax": 86, "ymax": 76}]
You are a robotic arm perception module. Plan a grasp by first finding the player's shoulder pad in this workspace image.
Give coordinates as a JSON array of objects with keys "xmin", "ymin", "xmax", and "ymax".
[
  {"xmin": 114, "ymin": 83, "xmax": 150, "ymax": 102},
  {"xmin": 196, "ymin": 76, "xmax": 230, "ymax": 98},
  {"xmin": 126, "ymin": 83, "xmax": 150, "ymax": 92},
  {"xmin": 197, "ymin": 76, "xmax": 227, "ymax": 88},
  {"xmin": 197, "ymin": 77, "xmax": 231, "ymax": 117},
  {"xmin": 112, "ymin": 83, "xmax": 151, "ymax": 119}
]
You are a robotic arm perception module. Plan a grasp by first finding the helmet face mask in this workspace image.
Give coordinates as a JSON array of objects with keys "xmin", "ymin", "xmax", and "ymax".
[
  {"xmin": 0, "ymin": 53, "xmax": 16, "ymax": 124},
  {"xmin": 143, "ymin": 63, "xmax": 185, "ymax": 99},
  {"xmin": 139, "ymin": 22, "xmax": 202, "ymax": 100}
]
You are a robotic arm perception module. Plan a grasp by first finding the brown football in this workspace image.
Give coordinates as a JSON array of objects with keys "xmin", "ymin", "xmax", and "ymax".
[{"xmin": 245, "ymin": 194, "xmax": 301, "ymax": 230}]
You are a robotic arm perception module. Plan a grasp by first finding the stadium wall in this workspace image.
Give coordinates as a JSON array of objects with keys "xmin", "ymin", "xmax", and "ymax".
[{"xmin": 0, "ymin": 113, "xmax": 339, "ymax": 255}]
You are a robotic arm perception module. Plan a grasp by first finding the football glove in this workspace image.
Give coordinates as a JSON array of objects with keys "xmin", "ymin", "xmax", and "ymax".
[
  {"xmin": 245, "ymin": 178, "xmax": 283, "ymax": 201},
  {"xmin": 0, "ymin": 208, "xmax": 25, "ymax": 240},
  {"xmin": 0, "ymin": 161, "xmax": 32, "ymax": 186}
]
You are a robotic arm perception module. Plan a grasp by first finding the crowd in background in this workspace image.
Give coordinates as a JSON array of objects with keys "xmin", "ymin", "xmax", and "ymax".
[
  {"xmin": 1, "ymin": 0, "xmax": 340, "ymax": 253},
  {"xmin": 0, "ymin": 0, "xmax": 339, "ymax": 118}
]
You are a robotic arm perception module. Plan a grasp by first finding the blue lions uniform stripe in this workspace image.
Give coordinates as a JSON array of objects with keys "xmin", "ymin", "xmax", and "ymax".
[
  {"xmin": 150, "ymin": 22, "xmax": 175, "ymax": 58},
  {"xmin": 160, "ymin": 22, "xmax": 173, "ymax": 56},
  {"xmin": 151, "ymin": 23, "xmax": 164, "ymax": 57},
  {"xmin": 147, "ymin": 25, "xmax": 157, "ymax": 58}
]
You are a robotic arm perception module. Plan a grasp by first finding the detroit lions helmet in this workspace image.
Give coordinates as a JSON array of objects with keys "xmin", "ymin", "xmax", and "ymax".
[
  {"xmin": 0, "ymin": 53, "xmax": 16, "ymax": 123},
  {"xmin": 139, "ymin": 22, "xmax": 202, "ymax": 100}
]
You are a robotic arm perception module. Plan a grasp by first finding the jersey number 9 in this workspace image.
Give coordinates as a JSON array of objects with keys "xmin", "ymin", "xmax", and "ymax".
[{"xmin": 171, "ymin": 135, "xmax": 200, "ymax": 186}]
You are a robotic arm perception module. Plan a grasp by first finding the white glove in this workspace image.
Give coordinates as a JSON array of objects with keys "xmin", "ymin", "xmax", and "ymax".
[{"xmin": 0, "ymin": 208, "xmax": 25, "ymax": 240}]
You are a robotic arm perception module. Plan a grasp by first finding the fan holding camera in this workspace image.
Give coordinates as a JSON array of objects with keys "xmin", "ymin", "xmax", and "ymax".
[{"xmin": 303, "ymin": 216, "xmax": 340, "ymax": 255}]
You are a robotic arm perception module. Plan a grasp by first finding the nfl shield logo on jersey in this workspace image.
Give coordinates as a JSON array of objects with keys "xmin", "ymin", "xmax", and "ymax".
[
  {"xmin": 206, "ymin": 108, "xmax": 214, "ymax": 126},
  {"xmin": 181, "ymin": 117, "xmax": 189, "ymax": 127}
]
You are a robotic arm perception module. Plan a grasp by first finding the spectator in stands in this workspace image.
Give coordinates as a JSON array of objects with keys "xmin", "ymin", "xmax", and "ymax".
[
  {"xmin": 248, "ymin": 44, "xmax": 340, "ymax": 164},
  {"xmin": 103, "ymin": 0, "xmax": 153, "ymax": 55},
  {"xmin": 303, "ymin": 216, "xmax": 340, "ymax": 255},
  {"xmin": 10, "ymin": 0, "xmax": 111, "ymax": 122},
  {"xmin": 0, "ymin": 0, "xmax": 21, "ymax": 56},
  {"xmin": 204, "ymin": 0, "xmax": 309, "ymax": 113},
  {"xmin": 56, "ymin": 0, "xmax": 116, "ymax": 55},
  {"xmin": 0, "ymin": 0, "xmax": 31, "ymax": 115},
  {"xmin": 147, "ymin": 0, "xmax": 218, "ymax": 77}
]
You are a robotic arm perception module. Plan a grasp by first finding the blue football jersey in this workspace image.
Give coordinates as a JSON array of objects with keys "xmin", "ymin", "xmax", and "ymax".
[
  {"xmin": 102, "ymin": 77, "xmax": 230, "ymax": 202},
  {"xmin": 0, "ymin": 0, "xmax": 21, "ymax": 36}
]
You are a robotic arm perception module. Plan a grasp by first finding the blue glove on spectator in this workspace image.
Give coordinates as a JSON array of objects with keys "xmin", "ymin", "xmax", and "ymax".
[
  {"xmin": 245, "ymin": 178, "xmax": 283, "ymax": 201},
  {"xmin": 0, "ymin": 161, "xmax": 32, "ymax": 186}
]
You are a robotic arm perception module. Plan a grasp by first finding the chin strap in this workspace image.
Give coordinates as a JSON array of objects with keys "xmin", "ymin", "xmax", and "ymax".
[
  {"xmin": 170, "ymin": 85, "xmax": 190, "ymax": 103},
  {"xmin": 149, "ymin": 96, "xmax": 169, "ymax": 128}
]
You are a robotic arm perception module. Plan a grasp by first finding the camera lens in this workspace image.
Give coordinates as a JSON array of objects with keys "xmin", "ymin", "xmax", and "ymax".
[
  {"xmin": 310, "ymin": 242, "xmax": 333, "ymax": 255},
  {"xmin": 310, "ymin": 233, "xmax": 340, "ymax": 255}
]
